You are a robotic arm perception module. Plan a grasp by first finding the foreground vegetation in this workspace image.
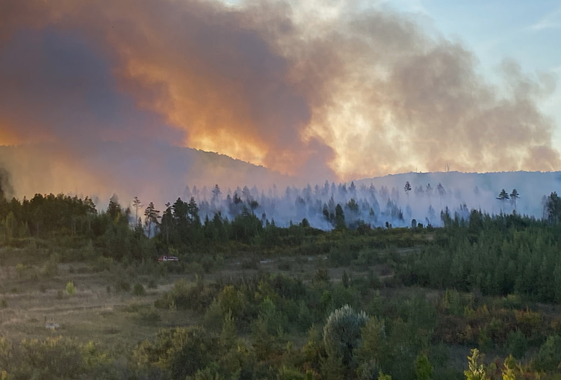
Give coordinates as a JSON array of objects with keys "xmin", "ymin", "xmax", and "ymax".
[{"xmin": 2, "ymin": 192, "xmax": 561, "ymax": 379}]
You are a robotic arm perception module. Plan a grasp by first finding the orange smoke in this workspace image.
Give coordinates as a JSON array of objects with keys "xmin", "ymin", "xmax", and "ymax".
[{"xmin": 0, "ymin": 0, "xmax": 559, "ymax": 184}]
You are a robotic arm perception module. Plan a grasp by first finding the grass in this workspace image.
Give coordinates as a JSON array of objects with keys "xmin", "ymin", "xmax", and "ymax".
[{"xmin": 0, "ymin": 249, "xmax": 393, "ymax": 354}]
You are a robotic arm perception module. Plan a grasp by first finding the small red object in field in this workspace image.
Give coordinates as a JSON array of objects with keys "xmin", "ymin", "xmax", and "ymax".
[{"xmin": 158, "ymin": 255, "xmax": 179, "ymax": 262}]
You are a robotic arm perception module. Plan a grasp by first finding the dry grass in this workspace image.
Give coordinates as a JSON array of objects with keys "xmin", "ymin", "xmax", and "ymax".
[{"xmin": 0, "ymin": 252, "xmax": 390, "ymax": 352}]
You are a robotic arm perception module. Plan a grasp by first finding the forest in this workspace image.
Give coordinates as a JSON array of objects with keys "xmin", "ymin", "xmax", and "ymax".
[{"xmin": 1, "ymin": 187, "xmax": 561, "ymax": 380}]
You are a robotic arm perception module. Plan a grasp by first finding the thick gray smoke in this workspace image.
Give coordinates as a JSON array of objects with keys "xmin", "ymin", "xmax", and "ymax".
[{"xmin": 0, "ymin": 0, "xmax": 558, "ymax": 197}]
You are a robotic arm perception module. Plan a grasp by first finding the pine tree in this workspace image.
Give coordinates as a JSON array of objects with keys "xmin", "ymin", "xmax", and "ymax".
[
  {"xmin": 404, "ymin": 181, "xmax": 412, "ymax": 203},
  {"xmin": 132, "ymin": 196, "xmax": 142, "ymax": 227},
  {"xmin": 509, "ymin": 189, "xmax": 520, "ymax": 210},
  {"xmin": 335, "ymin": 204, "xmax": 345, "ymax": 229},
  {"xmin": 497, "ymin": 189, "xmax": 510, "ymax": 213},
  {"xmin": 144, "ymin": 202, "xmax": 161, "ymax": 237}
]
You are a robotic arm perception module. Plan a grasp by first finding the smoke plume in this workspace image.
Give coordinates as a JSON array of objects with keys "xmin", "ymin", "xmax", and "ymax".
[{"xmin": 0, "ymin": 0, "xmax": 559, "ymax": 203}]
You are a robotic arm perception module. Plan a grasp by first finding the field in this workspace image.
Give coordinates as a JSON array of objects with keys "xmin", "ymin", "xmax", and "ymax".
[
  {"xmin": 0, "ymin": 246, "xmax": 394, "ymax": 351},
  {"xmin": 3, "ymin": 206, "xmax": 561, "ymax": 380}
]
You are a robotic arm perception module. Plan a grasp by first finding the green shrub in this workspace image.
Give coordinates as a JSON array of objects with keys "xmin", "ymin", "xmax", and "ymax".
[
  {"xmin": 187, "ymin": 262, "xmax": 205, "ymax": 276},
  {"xmin": 1, "ymin": 299, "xmax": 7, "ymax": 308},
  {"xmin": 278, "ymin": 366, "xmax": 307, "ymax": 380},
  {"xmin": 506, "ymin": 329, "xmax": 527, "ymax": 359},
  {"xmin": 19, "ymin": 337, "xmax": 85, "ymax": 379},
  {"xmin": 323, "ymin": 305, "xmax": 369, "ymax": 370},
  {"xmin": 218, "ymin": 285, "xmax": 246, "ymax": 318},
  {"xmin": 328, "ymin": 246, "xmax": 352, "ymax": 267},
  {"xmin": 66, "ymin": 281, "xmax": 76, "ymax": 296},
  {"xmin": 533, "ymin": 335, "xmax": 561, "ymax": 372},
  {"xmin": 154, "ymin": 279, "xmax": 216, "ymax": 312},
  {"xmin": 133, "ymin": 283, "xmax": 146, "ymax": 297},
  {"xmin": 92, "ymin": 256, "xmax": 113, "ymax": 273},
  {"xmin": 132, "ymin": 326, "xmax": 218, "ymax": 379},
  {"xmin": 117, "ymin": 280, "xmax": 130, "ymax": 293},
  {"xmin": 313, "ymin": 268, "xmax": 330, "ymax": 284},
  {"xmin": 203, "ymin": 300, "xmax": 224, "ymax": 332},
  {"xmin": 41, "ymin": 254, "xmax": 60, "ymax": 278},
  {"xmin": 215, "ymin": 254, "xmax": 225, "ymax": 269},
  {"xmin": 124, "ymin": 302, "xmax": 143, "ymax": 313},
  {"xmin": 241, "ymin": 258, "xmax": 259, "ymax": 270},
  {"xmin": 137, "ymin": 308, "xmax": 161, "ymax": 326},
  {"xmin": 200, "ymin": 255, "xmax": 215, "ymax": 274},
  {"xmin": 415, "ymin": 354, "xmax": 434, "ymax": 380},
  {"xmin": 277, "ymin": 260, "xmax": 292, "ymax": 271},
  {"xmin": 297, "ymin": 301, "xmax": 312, "ymax": 332}
]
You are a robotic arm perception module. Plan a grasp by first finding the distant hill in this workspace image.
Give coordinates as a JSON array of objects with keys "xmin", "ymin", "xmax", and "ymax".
[
  {"xmin": 0, "ymin": 142, "xmax": 292, "ymax": 208},
  {"xmin": 1, "ymin": 142, "xmax": 559, "ymax": 221},
  {"xmin": 353, "ymin": 171, "xmax": 561, "ymax": 219}
]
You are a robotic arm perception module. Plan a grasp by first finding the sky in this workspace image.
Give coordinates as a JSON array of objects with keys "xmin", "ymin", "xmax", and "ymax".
[
  {"xmin": 0, "ymin": 0, "xmax": 560, "ymax": 201},
  {"xmin": 408, "ymin": 0, "xmax": 561, "ymax": 140}
]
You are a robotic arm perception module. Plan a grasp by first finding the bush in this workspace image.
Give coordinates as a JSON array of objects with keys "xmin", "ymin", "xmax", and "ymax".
[
  {"xmin": 313, "ymin": 268, "xmax": 330, "ymax": 284},
  {"xmin": 533, "ymin": 335, "xmax": 561, "ymax": 372},
  {"xmin": 154, "ymin": 279, "xmax": 216, "ymax": 312},
  {"xmin": 218, "ymin": 285, "xmax": 246, "ymax": 318},
  {"xmin": 1, "ymin": 299, "xmax": 7, "ymax": 308},
  {"xmin": 200, "ymin": 255, "xmax": 215, "ymax": 274},
  {"xmin": 415, "ymin": 354, "xmax": 434, "ymax": 380},
  {"xmin": 138, "ymin": 308, "xmax": 161, "ymax": 326},
  {"xmin": 124, "ymin": 302, "xmax": 143, "ymax": 313},
  {"xmin": 203, "ymin": 301, "xmax": 224, "ymax": 331},
  {"xmin": 328, "ymin": 247, "xmax": 353, "ymax": 267},
  {"xmin": 277, "ymin": 260, "xmax": 292, "ymax": 271},
  {"xmin": 117, "ymin": 280, "xmax": 130, "ymax": 293},
  {"xmin": 92, "ymin": 256, "xmax": 113, "ymax": 272},
  {"xmin": 18, "ymin": 337, "xmax": 86, "ymax": 379},
  {"xmin": 147, "ymin": 279, "xmax": 157, "ymax": 289},
  {"xmin": 66, "ymin": 281, "xmax": 76, "ymax": 296},
  {"xmin": 133, "ymin": 283, "xmax": 146, "ymax": 297},
  {"xmin": 241, "ymin": 257, "xmax": 259, "ymax": 270},
  {"xmin": 323, "ymin": 305, "xmax": 369, "ymax": 370},
  {"xmin": 41, "ymin": 253, "xmax": 61, "ymax": 278},
  {"xmin": 187, "ymin": 262, "xmax": 205, "ymax": 276},
  {"xmin": 506, "ymin": 329, "xmax": 527, "ymax": 359},
  {"xmin": 132, "ymin": 326, "xmax": 218, "ymax": 379}
]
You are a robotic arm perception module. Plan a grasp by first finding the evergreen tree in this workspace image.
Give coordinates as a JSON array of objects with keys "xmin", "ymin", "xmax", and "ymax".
[
  {"xmin": 510, "ymin": 189, "xmax": 520, "ymax": 210},
  {"xmin": 211, "ymin": 184, "xmax": 222, "ymax": 205},
  {"xmin": 335, "ymin": 204, "xmax": 345, "ymax": 229},
  {"xmin": 107, "ymin": 194, "xmax": 122, "ymax": 221},
  {"xmin": 132, "ymin": 196, "xmax": 142, "ymax": 227},
  {"xmin": 404, "ymin": 181, "xmax": 412, "ymax": 203},
  {"xmin": 323, "ymin": 305, "xmax": 368, "ymax": 375},
  {"xmin": 497, "ymin": 189, "xmax": 510, "ymax": 212},
  {"xmin": 144, "ymin": 202, "xmax": 161, "ymax": 237},
  {"xmin": 545, "ymin": 192, "xmax": 561, "ymax": 223}
]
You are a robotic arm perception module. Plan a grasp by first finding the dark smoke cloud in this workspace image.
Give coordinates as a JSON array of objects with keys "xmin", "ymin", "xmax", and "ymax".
[
  {"xmin": 0, "ymin": 29, "xmax": 178, "ymax": 145},
  {"xmin": 0, "ymin": 0, "xmax": 558, "ymax": 204}
]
